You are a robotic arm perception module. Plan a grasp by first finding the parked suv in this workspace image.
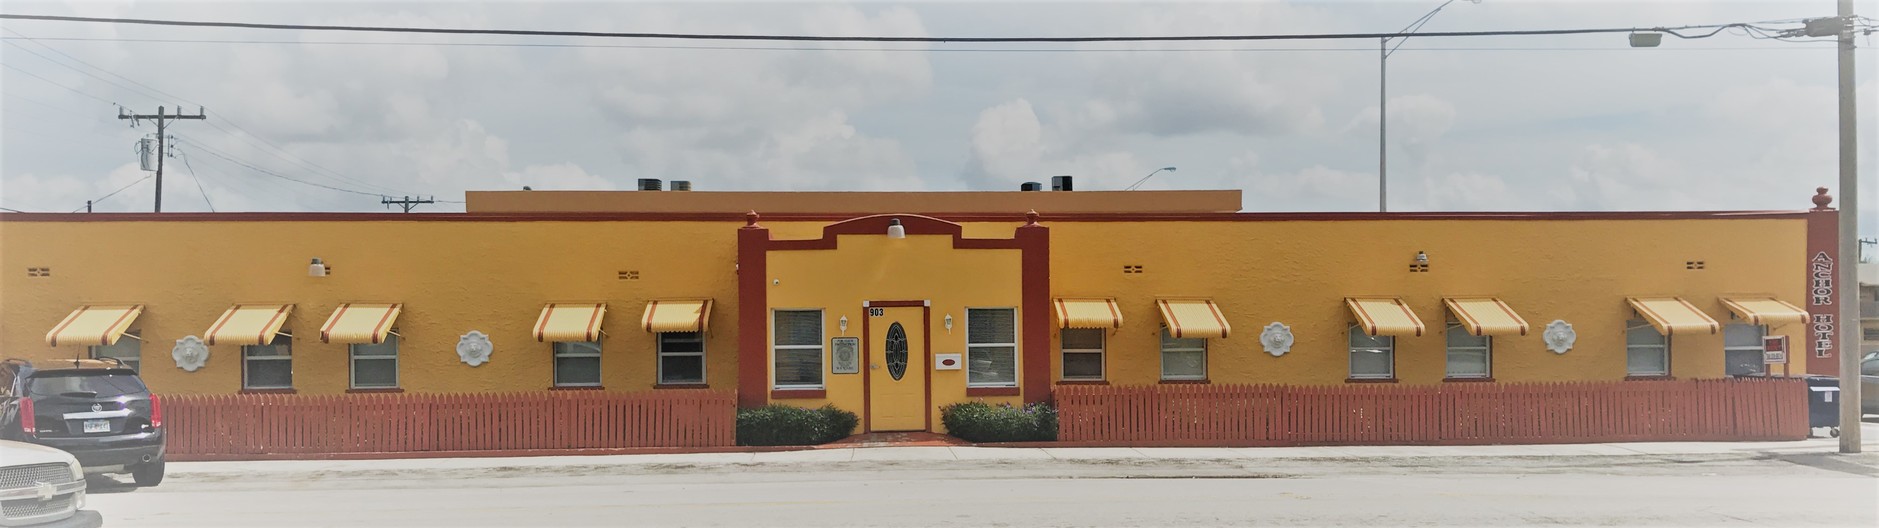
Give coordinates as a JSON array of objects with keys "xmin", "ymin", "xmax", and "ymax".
[
  {"xmin": 0, "ymin": 439, "xmax": 102, "ymax": 528},
  {"xmin": 0, "ymin": 358, "xmax": 165, "ymax": 487}
]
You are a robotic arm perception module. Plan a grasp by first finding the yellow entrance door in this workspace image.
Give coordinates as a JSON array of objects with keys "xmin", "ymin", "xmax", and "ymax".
[{"xmin": 869, "ymin": 306, "xmax": 927, "ymax": 431}]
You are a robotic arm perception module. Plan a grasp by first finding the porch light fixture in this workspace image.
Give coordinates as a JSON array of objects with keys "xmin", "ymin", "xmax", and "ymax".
[
  {"xmin": 308, "ymin": 258, "xmax": 328, "ymax": 277},
  {"xmin": 839, "ymin": 316, "xmax": 849, "ymax": 334},
  {"xmin": 944, "ymin": 314, "xmax": 954, "ymax": 333},
  {"xmin": 887, "ymin": 218, "xmax": 906, "ymax": 239},
  {"xmin": 1414, "ymin": 251, "xmax": 1429, "ymax": 265}
]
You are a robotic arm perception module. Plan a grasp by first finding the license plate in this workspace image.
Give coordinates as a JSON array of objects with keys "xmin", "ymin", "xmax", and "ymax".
[{"xmin": 83, "ymin": 419, "xmax": 110, "ymax": 433}]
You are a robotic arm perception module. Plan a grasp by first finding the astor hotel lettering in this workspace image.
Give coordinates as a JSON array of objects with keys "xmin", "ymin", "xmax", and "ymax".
[{"xmin": 1810, "ymin": 251, "xmax": 1835, "ymax": 358}]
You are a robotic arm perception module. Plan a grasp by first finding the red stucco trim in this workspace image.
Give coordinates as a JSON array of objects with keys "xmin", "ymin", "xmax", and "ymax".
[
  {"xmin": 653, "ymin": 383, "xmax": 712, "ymax": 390},
  {"xmin": 736, "ymin": 224, "xmax": 770, "ymax": 408},
  {"xmin": 966, "ymin": 387, "xmax": 1022, "ymax": 396},
  {"xmin": 769, "ymin": 389, "xmax": 826, "ymax": 399},
  {"xmin": 345, "ymin": 388, "xmax": 406, "ymax": 394},
  {"xmin": 1157, "ymin": 379, "xmax": 1211, "ymax": 385},
  {"xmin": 1344, "ymin": 378, "xmax": 1399, "ymax": 384},
  {"xmin": 0, "ymin": 210, "xmax": 1811, "ymax": 223}
]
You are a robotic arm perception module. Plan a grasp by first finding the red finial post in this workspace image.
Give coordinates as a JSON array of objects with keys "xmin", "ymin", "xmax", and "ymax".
[
  {"xmin": 744, "ymin": 210, "xmax": 761, "ymax": 227},
  {"xmin": 1025, "ymin": 210, "xmax": 1040, "ymax": 226},
  {"xmin": 1812, "ymin": 187, "xmax": 1834, "ymax": 211}
]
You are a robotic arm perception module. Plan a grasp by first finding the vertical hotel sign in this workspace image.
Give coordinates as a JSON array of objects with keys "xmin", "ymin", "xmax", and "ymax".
[{"xmin": 1805, "ymin": 188, "xmax": 1840, "ymax": 376}]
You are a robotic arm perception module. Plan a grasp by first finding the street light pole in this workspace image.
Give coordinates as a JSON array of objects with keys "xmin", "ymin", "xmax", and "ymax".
[
  {"xmin": 1833, "ymin": 0, "xmax": 1860, "ymax": 455},
  {"xmin": 1379, "ymin": 0, "xmax": 1476, "ymax": 213}
]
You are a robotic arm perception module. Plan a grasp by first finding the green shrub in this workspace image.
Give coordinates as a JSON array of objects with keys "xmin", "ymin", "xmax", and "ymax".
[
  {"xmin": 940, "ymin": 401, "xmax": 1058, "ymax": 443},
  {"xmin": 736, "ymin": 404, "xmax": 859, "ymax": 446}
]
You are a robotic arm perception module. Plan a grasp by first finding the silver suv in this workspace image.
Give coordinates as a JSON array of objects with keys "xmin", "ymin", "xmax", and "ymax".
[{"xmin": 0, "ymin": 440, "xmax": 101, "ymax": 528}]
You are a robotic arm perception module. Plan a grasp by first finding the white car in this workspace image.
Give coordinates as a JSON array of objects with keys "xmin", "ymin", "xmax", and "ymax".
[{"xmin": 0, "ymin": 440, "xmax": 101, "ymax": 528}]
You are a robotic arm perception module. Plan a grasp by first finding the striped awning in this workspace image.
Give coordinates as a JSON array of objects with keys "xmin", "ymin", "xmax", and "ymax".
[
  {"xmin": 206, "ymin": 304, "xmax": 294, "ymax": 346},
  {"xmin": 46, "ymin": 305, "xmax": 144, "ymax": 346},
  {"xmin": 534, "ymin": 303, "xmax": 607, "ymax": 342},
  {"xmin": 320, "ymin": 303, "xmax": 403, "ymax": 344},
  {"xmin": 1627, "ymin": 297, "xmax": 1720, "ymax": 335},
  {"xmin": 1156, "ymin": 299, "xmax": 1229, "ymax": 339},
  {"xmin": 641, "ymin": 300, "xmax": 711, "ymax": 333},
  {"xmin": 1443, "ymin": 298, "xmax": 1530, "ymax": 336},
  {"xmin": 1720, "ymin": 297, "xmax": 1808, "ymax": 326},
  {"xmin": 1054, "ymin": 298, "xmax": 1122, "ymax": 329},
  {"xmin": 1346, "ymin": 297, "xmax": 1426, "ymax": 337}
]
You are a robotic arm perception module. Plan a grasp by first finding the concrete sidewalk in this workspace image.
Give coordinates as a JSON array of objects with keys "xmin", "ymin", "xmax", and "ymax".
[{"xmin": 168, "ymin": 423, "xmax": 1879, "ymax": 477}]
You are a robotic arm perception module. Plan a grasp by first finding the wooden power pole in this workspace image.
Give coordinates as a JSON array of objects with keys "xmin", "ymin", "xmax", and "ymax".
[{"xmin": 119, "ymin": 106, "xmax": 206, "ymax": 212}]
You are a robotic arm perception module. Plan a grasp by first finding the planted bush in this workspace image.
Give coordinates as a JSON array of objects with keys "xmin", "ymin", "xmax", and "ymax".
[
  {"xmin": 940, "ymin": 401, "xmax": 1058, "ymax": 443},
  {"xmin": 736, "ymin": 404, "xmax": 859, "ymax": 446}
]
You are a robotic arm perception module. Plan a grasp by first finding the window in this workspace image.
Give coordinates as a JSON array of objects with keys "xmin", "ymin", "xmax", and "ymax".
[
  {"xmin": 1160, "ymin": 328, "xmax": 1207, "ymax": 380},
  {"xmin": 552, "ymin": 341, "xmax": 603, "ymax": 387},
  {"xmin": 968, "ymin": 308, "xmax": 1019, "ymax": 386},
  {"xmin": 1864, "ymin": 326, "xmax": 1879, "ymax": 341},
  {"xmin": 350, "ymin": 333, "xmax": 399, "ymax": 389},
  {"xmin": 773, "ymin": 310, "xmax": 823, "ymax": 388},
  {"xmin": 1444, "ymin": 323, "xmax": 1491, "ymax": 379},
  {"xmin": 658, "ymin": 332, "xmax": 706, "ymax": 384},
  {"xmin": 90, "ymin": 330, "xmax": 141, "ymax": 371},
  {"xmin": 1348, "ymin": 325, "xmax": 1394, "ymax": 380},
  {"xmin": 1723, "ymin": 323, "xmax": 1767, "ymax": 377},
  {"xmin": 1060, "ymin": 328, "xmax": 1105, "ymax": 381},
  {"xmin": 1626, "ymin": 319, "xmax": 1670, "ymax": 377},
  {"xmin": 242, "ymin": 334, "xmax": 293, "ymax": 390}
]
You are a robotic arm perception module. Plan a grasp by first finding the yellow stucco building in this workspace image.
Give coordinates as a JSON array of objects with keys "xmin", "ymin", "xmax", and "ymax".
[{"xmin": 0, "ymin": 188, "xmax": 1844, "ymax": 434}]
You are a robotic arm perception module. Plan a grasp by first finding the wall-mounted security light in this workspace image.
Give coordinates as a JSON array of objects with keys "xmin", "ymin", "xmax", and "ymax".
[
  {"xmin": 887, "ymin": 218, "xmax": 906, "ymax": 239},
  {"xmin": 308, "ymin": 258, "xmax": 328, "ymax": 277},
  {"xmin": 1415, "ymin": 251, "xmax": 1429, "ymax": 265},
  {"xmin": 839, "ymin": 316, "xmax": 849, "ymax": 335},
  {"xmin": 944, "ymin": 314, "xmax": 954, "ymax": 333}
]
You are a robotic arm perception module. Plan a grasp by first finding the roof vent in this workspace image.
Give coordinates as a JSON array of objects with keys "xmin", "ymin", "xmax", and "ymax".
[
  {"xmin": 670, "ymin": 180, "xmax": 692, "ymax": 191},
  {"xmin": 637, "ymin": 178, "xmax": 663, "ymax": 191},
  {"xmin": 1051, "ymin": 175, "xmax": 1074, "ymax": 191},
  {"xmin": 1020, "ymin": 182, "xmax": 1043, "ymax": 192}
]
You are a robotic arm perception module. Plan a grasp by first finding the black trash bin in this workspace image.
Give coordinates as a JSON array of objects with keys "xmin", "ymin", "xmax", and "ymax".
[{"xmin": 1803, "ymin": 375, "xmax": 1841, "ymax": 436}]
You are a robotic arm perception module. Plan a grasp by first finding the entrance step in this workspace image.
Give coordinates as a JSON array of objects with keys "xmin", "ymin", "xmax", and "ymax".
[{"xmin": 825, "ymin": 432, "xmax": 969, "ymax": 448}]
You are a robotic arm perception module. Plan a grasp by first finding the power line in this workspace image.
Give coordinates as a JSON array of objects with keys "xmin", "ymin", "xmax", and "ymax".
[
  {"xmin": 0, "ymin": 62, "xmax": 119, "ymax": 106},
  {"xmin": 175, "ymin": 136, "xmax": 387, "ymax": 198},
  {"xmin": 0, "ymin": 36, "xmax": 1839, "ymax": 53},
  {"xmin": 175, "ymin": 146, "xmax": 215, "ymax": 212},
  {"xmin": 0, "ymin": 206, "xmax": 31, "ymax": 213},
  {"xmin": 73, "ymin": 174, "xmax": 153, "ymax": 213},
  {"xmin": 5, "ymin": 29, "xmax": 424, "ymax": 198},
  {"xmin": 0, "ymin": 12, "xmax": 1777, "ymax": 44}
]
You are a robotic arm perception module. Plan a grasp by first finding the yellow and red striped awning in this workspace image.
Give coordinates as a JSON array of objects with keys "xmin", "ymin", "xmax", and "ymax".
[
  {"xmin": 534, "ymin": 303, "xmax": 607, "ymax": 342},
  {"xmin": 1443, "ymin": 298, "xmax": 1530, "ymax": 336},
  {"xmin": 1347, "ymin": 297, "xmax": 1426, "ymax": 337},
  {"xmin": 320, "ymin": 303, "xmax": 403, "ymax": 344},
  {"xmin": 1156, "ymin": 299, "xmax": 1229, "ymax": 339},
  {"xmin": 1719, "ymin": 297, "xmax": 1807, "ymax": 326},
  {"xmin": 46, "ymin": 305, "xmax": 144, "ymax": 346},
  {"xmin": 1054, "ymin": 298, "xmax": 1122, "ymax": 329},
  {"xmin": 641, "ymin": 300, "xmax": 711, "ymax": 333},
  {"xmin": 205, "ymin": 304, "xmax": 294, "ymax": 346},
  {"xmin": 1627, "ymin": 297, "xmax": 1720, "ymax": 335}
]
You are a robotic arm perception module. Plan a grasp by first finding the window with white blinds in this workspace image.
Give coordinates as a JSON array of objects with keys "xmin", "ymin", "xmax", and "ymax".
[
  {"xmin": 967, "ymin": 308, "xmax": 1018, "ymax": 387},
  {"xmin": 773, "ymin": 310, "xmax": 824, "ymax": 388}
]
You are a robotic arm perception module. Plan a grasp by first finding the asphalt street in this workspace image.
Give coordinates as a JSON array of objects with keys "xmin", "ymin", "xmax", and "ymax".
[{"xmin": 83, "ymin": 447, "xmax": 1879, "ymax": 527}]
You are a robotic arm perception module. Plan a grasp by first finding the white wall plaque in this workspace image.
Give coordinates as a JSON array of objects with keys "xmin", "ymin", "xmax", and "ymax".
[
  {"xmin": 830, "ymin": 337, "xmax": 860, "ymax": 374},
  {"xmin": 172, "ymin": 335, "xmax": 208, "ymax": 372},
  {"xmin": 934, "ymin": 353, "xmax": 963, "ymax": 370},
  {"xmin": 1260, "ymin": 322, "xmax": 1294, "ymax": 357},
  {"xmin": 1543, "ymin": 320, "xmax": 1576, "ymax": 354},
  {"xmin": 457, "ymin": 330, "xmax": 493, "ymax": 366}
]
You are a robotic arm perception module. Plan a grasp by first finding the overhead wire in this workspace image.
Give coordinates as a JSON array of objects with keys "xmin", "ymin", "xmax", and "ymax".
[
  {"xmin": 0, "ymin": 13, "xmax": 1775, "ymax": 43},
  {"xmin": 0, "ymin": 62, "xmax": 120, "ymax": 106},
  {"xmin": 0, "ymin": 35, "xmax": 1838, "ymax": 52},
  {"xmin": 174, "ymin": 136, "xmax": 389, "ymax": 199},
  {"xmin": 71, "ymin": 173, "xmax": 154, "ymax": 212},
  {"xmin": 173, "ymin": 145, "xmax": 216, "ymax": 212}
]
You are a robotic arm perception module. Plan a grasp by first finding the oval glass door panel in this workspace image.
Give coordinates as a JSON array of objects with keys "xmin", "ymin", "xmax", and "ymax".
[{"xmin": 885, "ymin": 322, "xmax": 909, "ymax": 381}]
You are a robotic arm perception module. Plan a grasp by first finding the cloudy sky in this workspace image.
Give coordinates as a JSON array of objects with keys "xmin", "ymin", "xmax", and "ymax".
[{"xmin": 0, "ymin": 0, "xmax": 1874, "ymax": 226}]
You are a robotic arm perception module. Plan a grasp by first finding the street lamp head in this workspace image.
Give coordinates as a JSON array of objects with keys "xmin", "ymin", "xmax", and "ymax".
[
  {"xmin": 1628, "ymin": 32, "xmax": 1663, "ymax": 48},
  {"xmin": 1160, "ymin": 166, "xmax": 1177, "ymax": 172}
]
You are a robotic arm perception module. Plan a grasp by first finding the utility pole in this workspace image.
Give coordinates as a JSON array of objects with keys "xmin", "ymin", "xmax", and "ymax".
[
  {"xmin": 1833, "ymin": 0, "xmax": 1861, "ymax": 455},
  {"xmin": 381, "ymin": 195, "xmax": 436, "ymax": 213},
  {"xmin": 118, "ymin": 106, "xmax": 206, "ymax": 213}
]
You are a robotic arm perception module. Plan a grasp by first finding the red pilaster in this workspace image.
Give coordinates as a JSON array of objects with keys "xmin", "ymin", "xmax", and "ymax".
[
  {"xmin": 737, "ymin": 212, "xmax": 771, "ymax": 408},
  {"xmin": 1017, "ymin": 212, "xmax": 1052, "ymax": 404},
  {"xmin": 1806, "ymin": 189, "xmax": 1840, "ymax": 376}
]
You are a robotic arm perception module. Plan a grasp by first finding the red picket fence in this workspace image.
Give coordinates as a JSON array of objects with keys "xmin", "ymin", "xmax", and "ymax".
[
  {"xmin": 1055, "ymin": 378, "xmax": 1808, "ymax": 445},
  {"xmin": 163, "ymin": 390, "xmax": 736, "ymax": 458}
]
